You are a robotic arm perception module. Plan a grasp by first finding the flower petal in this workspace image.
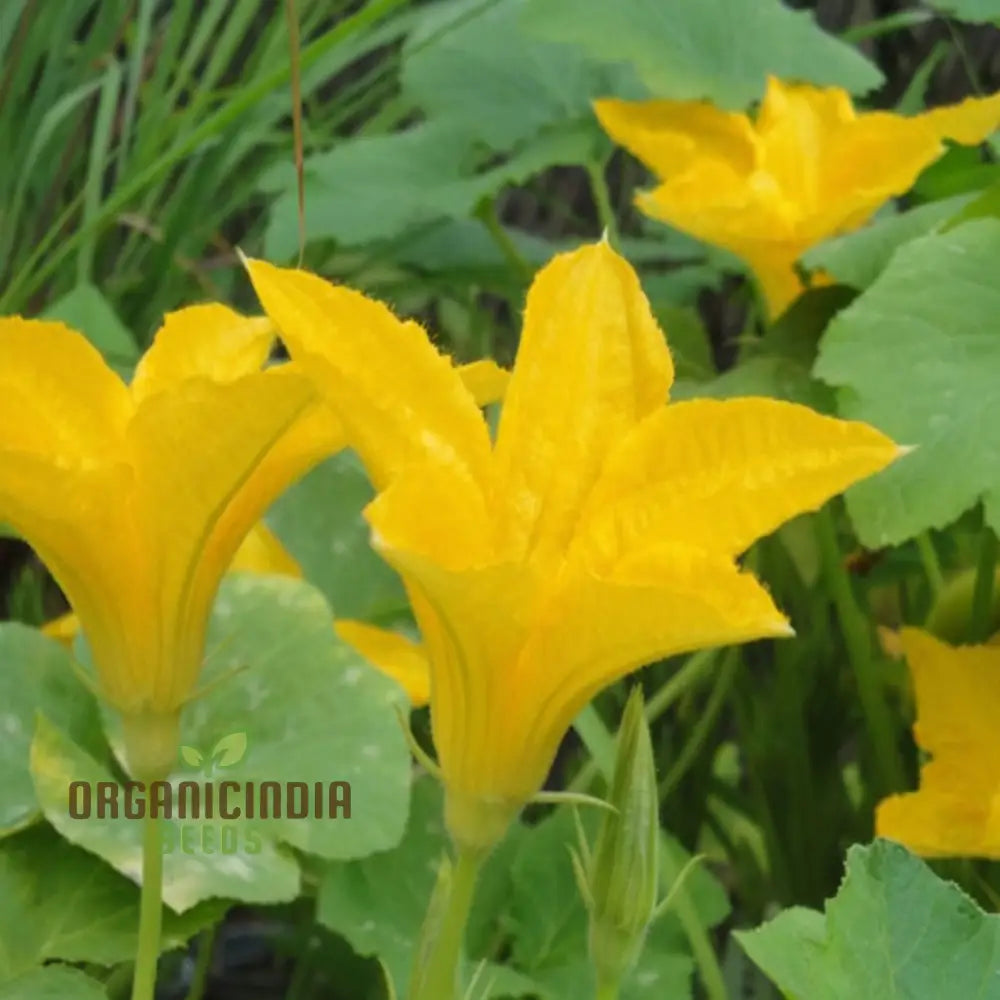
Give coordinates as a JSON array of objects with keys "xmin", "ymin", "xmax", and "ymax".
[
  {"xmin": 456, "ymin": 358, "xmax": 510, "ymax": 406},
  {"xmin": 0, "ymin": 318, "xmax": 130, "ymax": 460},
  {"xmin": 810, "ymin": 113, "xmax": 945, "ymax": 239},
  {"xmin": 367, "ymin": 464, "xmax": 537, "ymax": 795},
  {"xmin": 875, "ymin": 628, "xmax": 1000, "ymax": 859},
  {"xmin": 510, "ymin": 545, "xmax": 790, "ymax": 802},
  {"xmin": 755, "ymin": 78, "xmax": 855, "ymax": 211},
  {"xmin": 244, "ymin": 259, "xmax": 493, "ymax": 489},
  {"xmin": 634, "ymin": 182, "xmax": 807, "ymax": 317},
  {"xmin": 335, "ymin": 620, "xmax": 431, "ymax": 706},
  {"xmin": 577, "ymin": 397, "xmax": 900, "ymax": 566},
  {"xmin": 0, "ymin": 453, "xmax": 151, "ymax": 710},
  {"xmin": 918, "ymin": 89, "xmax": 1000, "ymax": 147},
  {"xmin": 593, "ymin": 97, "xmax": 758, "ymax": 178},
  {"xmin": 128, "ymin": 368, "xmax": 321, "ymax": 709},
  {"xmin": 42, "ymin": 611, "xmax": 80, "ymax": 645},
  {"xmin": 130, "ymin": 305, "xmax": 275, "ymax": 403},
  {"xmin": 493, "ymin": 241, "xmax": 673, "ymax": 560},
  {"xmin": 230, "ymin": 521, "xmax": 303, "ymax": 577}
]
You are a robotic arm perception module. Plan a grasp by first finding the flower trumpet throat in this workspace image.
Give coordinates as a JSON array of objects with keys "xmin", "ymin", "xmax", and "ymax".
[
  {"xmin": 0, "ymin": 305, "xmax": 345, "ymax": 746},
  {"xmin": 578, "ymin": 687, "xmax": 659, "ymax": 987},
  {"xmin": 595, "ymin": 76, "xmax": 1000, "ymax": 317},
  {"xmin": 245, "ymin": 239, "xmax": 903, "ymax": 852}
]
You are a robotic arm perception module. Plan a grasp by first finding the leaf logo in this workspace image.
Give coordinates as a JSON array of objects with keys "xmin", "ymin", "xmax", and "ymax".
[{"xmin": 179, "ymin": 732, "xmax": 248, "ymax": 772}]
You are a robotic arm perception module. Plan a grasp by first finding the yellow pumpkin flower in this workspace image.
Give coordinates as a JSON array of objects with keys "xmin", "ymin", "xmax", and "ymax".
[
  {"xmin": 594, "ymin": 76, "xmax": 1000, "ymax": 317},
  {"xmin": 245, "ymin": 240, "xmax": 901, "ymax": 850},
  {"xmin": 0, "ymin": 305, "xmax": 341, "ymax": 775},
  {"xmin": 41, "ymin": 520, "xmax": 299, "ymax": 647},
  {"xmin": 44, "ymin": 520, "xmax": 434, "ymax": 709},
  {"xmin": 876, "ymin": 628, "xmax": 1000, "ymax": 858}
]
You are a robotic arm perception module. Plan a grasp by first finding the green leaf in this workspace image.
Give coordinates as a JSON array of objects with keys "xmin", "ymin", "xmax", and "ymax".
[
  {"xmin": 521, "ymin": 0, "xmax": 882, "ymax": 109},
  {"xmin": 803, "ymin": 194, "xmax": 977, "ymax": 290},
  {"xmin": 0, "ymin": 967, "xmax": 106, "ymax": 1000},
  {"xmin": 654, "ymin": 306, "xmax": 714, "ymax": 381},
  {"xmin": 401, "ymin": 0, "xmax": 639, "ymax": 149},
  {"xmin": 673, "ymin": 286, "xmax": 856, "ymax": 411},
  {"xmin": 263, "ymin": 120, "xmax": 595, "ymax": 257},
  {"xmin": 926, "ymin": 0, "xmax": 1000, "ymax": 22},
  {"xmin": 31, "ymin": 576, "xmax": 412, "ymax": 912},
  {"xmin": 31, "ymin": 713, "xmax": 300, "ymax": 913},
  {"xmin": 267, "ymin": 451, "xmax": 408, "ymax": 622},
  {"xmin": 675, "ymin": 356, "xmax": 835, "ymax": 412},
  {"xmin": 815, "ymin": 219, "xmax": 1000, "ymax": 546},
  {"xmin": 318, "ymin": 776, "xmax": 446, "ymax": 994},
  {"xmin": 0, "ymin": 823, "xmax": 223, "ymax": 980},
  {"xmin": 738, "ymin": 839, "xmax": 1000, "ymax": 1000},
  {"xmin": 0, "ymin": 624, "xmax": 103, "ymax": 837},
  {"xmin": 41, "ymin": 282, "xmax": 139, "ymax": 364}
]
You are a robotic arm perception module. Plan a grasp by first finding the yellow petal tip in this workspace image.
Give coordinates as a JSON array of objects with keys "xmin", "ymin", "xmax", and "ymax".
[{"xmin": 775, "ymin": 619, "xmax": 796, "ymax": 638}]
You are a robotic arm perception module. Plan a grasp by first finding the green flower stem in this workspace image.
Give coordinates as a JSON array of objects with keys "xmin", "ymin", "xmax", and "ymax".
[
  {"xmin": 657, "ymin": 655, "xmax": 736, "ymax": 800},
  {"xmin": 412, "ymin": 846, "xmax": 484, "ymax": 1000},
  {"xmin": 131, "ymin": 811, "xmax": 164, "ymax": 1000},
  {"xmin": 815, "ymin": 505, "xmax": 902, "ymax": 796},
  {"xmin": 475, "ymin": 198, "xmax": 533, "ymax": 281},
  {"xmin": 587, "ymin": 158, "xmax": 619, "ymax": 246},
  {"xmin": 969, "ymin": 523, "xmax": 998, "ymax": 643},
  {"xmin": 573, "ymin": 702, "xmax": 728, "ymax": 1000},
  {"xmin": 595, "ymin": 977, "xmax": 621, "ymax": 1000},
  {"xmin": 184, "ymin": 924, "xmax": 218, "ymax": 1000},
  {"xmin": 916, "ymin": 532, "xmax": 945, "ymax": 598},
  {"xmin": 840, "ymin": 9, "xmax": 932, "ymax": 43}
]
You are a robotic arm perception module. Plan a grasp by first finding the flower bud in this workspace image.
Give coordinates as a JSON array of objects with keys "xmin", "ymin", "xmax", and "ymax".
[{"xmin": 580, "ymin": 687, "xmax": 659, "ymax": 987}]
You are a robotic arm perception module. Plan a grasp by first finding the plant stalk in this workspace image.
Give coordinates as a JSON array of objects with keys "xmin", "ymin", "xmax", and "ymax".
[
  {"xmin": 815, "ymin": 505, "xmax": 902, "ymax": 796},
  {"xmin": 587, "ymin": 158, "xmax": 619, "ymax": 246},
  {"xmin": 411, "ymin": 847, "xmax": 484, "ymax": 1000},
  {"xmin": 184, "ymin": 924, "xmax": 218, "ymax": 1000},
  {"xmin": 595, "ymin": 977, "xmax": 621, "ymax": 1000},
  {"xmin": 970, "ymin": 523, "xmax": 998, "ymax": 643},
  {"xmin": 131, "ymin": 811, "xmax": 164, "ymax": 1000}
]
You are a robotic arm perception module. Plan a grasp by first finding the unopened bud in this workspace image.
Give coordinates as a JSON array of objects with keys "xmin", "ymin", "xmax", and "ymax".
[{"xmin": 578, "ymin": 687, "xmax": 659, "ymax": 988}]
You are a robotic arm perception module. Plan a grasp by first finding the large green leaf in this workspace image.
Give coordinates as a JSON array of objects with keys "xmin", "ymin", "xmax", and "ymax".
[
  {"xmin": 0, "ymin": 967, "xmax": 106, "ymax": 1000},
  {"xmin": 521, "ymin": 0, "xmax": 882, "ymax": 108},
  {"xmin": 263, "ymin": 120, "xmax": 595, "ymax": 258},
  {"xmin": 401, "ymin": 0, "xmax": 639, "ymax": 149},
  {"xmin": 815, "ymin": 219, "xmax": 1000, "ymax": 545},
  {"xmin": 738, "ymin": 839, "xmax": 1000, "ymax": 999},
  {"xmin": 0, "ymin": 823, "xmax": 223, "ymax": 980},
  {"xmin": 266, "ymin": 451, "xmax": 407, "ymax": 622},
  {"xmin": 927, "ymin": 0, "xmax": 1000, "ymax": 21},
  {"xmin": 802, "ymin": 194, "xmax": 976, "ymax": 291},
  {"xmin": 31, "ymin": 576, "xmax": 411, "ymax": 911},
  {"xmin": 0, "ymin": 623, "xmax": 103, "ymax": 837}
]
